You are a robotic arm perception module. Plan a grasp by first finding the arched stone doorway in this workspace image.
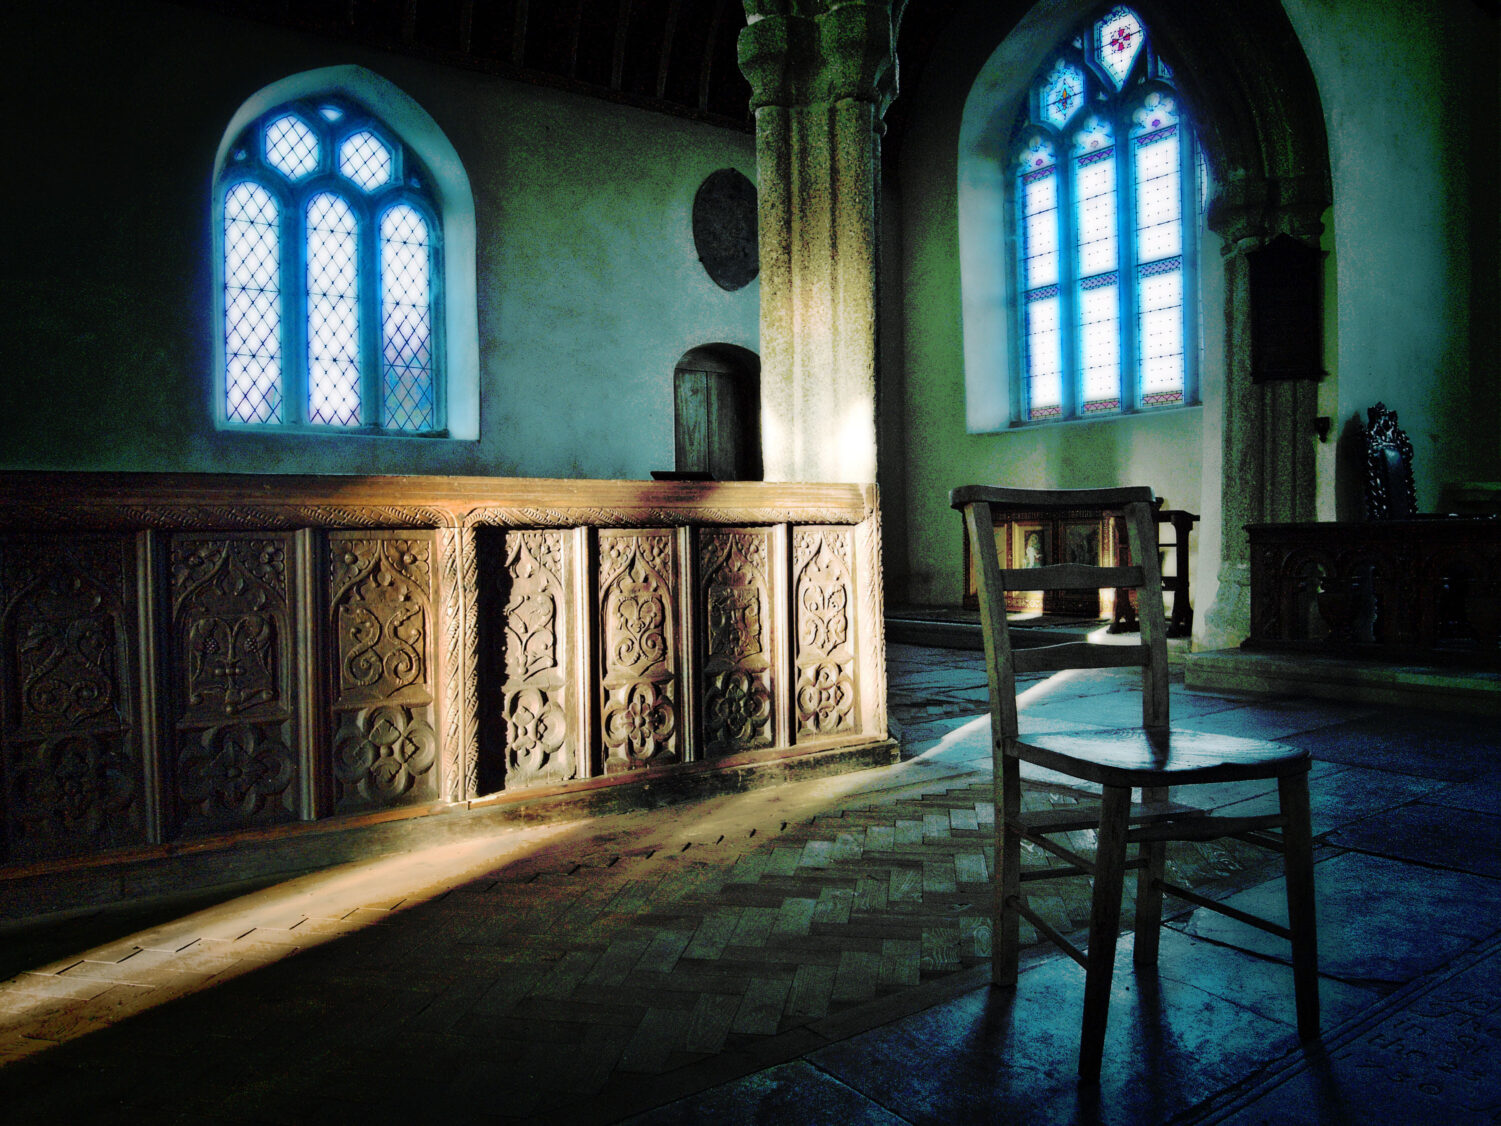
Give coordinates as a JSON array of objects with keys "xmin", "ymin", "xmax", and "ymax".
[{"xmin": 672, "ymin": 344, "xmax": 762, "ymax": 482}]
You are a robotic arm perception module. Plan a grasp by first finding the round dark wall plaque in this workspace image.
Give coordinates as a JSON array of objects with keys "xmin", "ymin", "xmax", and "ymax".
[{"xmin": 692, "ymin": 168, "xmax": 759, "ymax": 291}]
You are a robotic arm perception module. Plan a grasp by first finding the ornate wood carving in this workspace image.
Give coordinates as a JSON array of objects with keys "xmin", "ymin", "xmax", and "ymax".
[
  {"xmin": 699, "ymin": 529, "xmax": 774, "ymax": 755},
  {"xmin": 0, "ymin": 537, "xmax": 146, "ymax": 861},
  {"xmin": 793, "ymin": 528, "xmax": 859, "ymax": 739},
  {"xmin": 328, "ymin": 533, "xmax": 439, "ymax": 811},
  {"xmin": 478, "ymin": 529, "xmax": 576, "ymax": 791},
  {"xmin": 438, "ymin": 526, "xmax": 470, "ymax": 803},
  {"xmin": 169, "ymin": 534, "xmax": 299, "ymax": 832},
  {"xmin": 1248, "ymin": 520, "xmax": 1501, "ymax": 663},
  {"xmin": 599, "ymin": 530, "xmax": 681, "ymax": 772}
]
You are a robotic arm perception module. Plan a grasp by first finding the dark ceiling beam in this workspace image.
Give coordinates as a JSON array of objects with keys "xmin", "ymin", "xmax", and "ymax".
[
  {"xmin": 565, "ymin": 0, "xmax": 585, "ymax": 78},
  {"xmin": 611, "ymin": 0, "xmax": 634, "ymax": 91},
  {"xmin": 512, "ymin": 0, "xmax": 530, "ymax": 67},
  {"xmin": 698, "ymin": 0, "xmax": 727, "ymax": 112},
  {"xmin": 657, "ymin": 0, "xmax": 681, "ymax": 100}
]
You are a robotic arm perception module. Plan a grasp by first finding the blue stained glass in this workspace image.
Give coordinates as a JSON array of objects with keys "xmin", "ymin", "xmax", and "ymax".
[
  {"xmin": 265, "ymin": 114, "xmax": 319, "ymax": 180},
  {"xmin": 1024, "ymin": 294, "xmax": 1064, "ymax": 419},
  {"xmin": 306, "ymin": 193, "xmax": 362, "ymax": 427},
  {"xmin": 1079, "ymin": 278, "xmax": 1121, "ymax": 411},
  {"xmin": 1040, "ymin": 59, "xmax": 1085, "ymax": 129},
  {"xmin": 1074, "ymin": 128, "xmax": 1118, "ymax": 277},
  {"xmin": 1095, "ymin": 6, "xmax": 1144, "ymax": 89},
  {"xmin": 381, "ymin": 205, "xmax": 435, "ymax": 432},
  {"xmin": 1138, "ymin": 259, "xmax": 1184, "ymax": 400},
  {"xmin": 1021, "ymin": 167, "xmax": 1060, "ymax": 290},
  {"xmin": 1133, "ymin": 122, "xmax": 1182, "ymax": 262},
  {"xmin": 224, "ymin": 182, "xmax": 282, "ymax": 424}
]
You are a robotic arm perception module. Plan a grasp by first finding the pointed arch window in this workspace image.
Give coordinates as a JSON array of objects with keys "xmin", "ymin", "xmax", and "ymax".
[
  {"xmin": 1011, "ymin": 6, "xmax": 1201, "ymax": 423},
  {"xmin": 218, "ymin": 96, "xmax": 442, "ymax": 434}
]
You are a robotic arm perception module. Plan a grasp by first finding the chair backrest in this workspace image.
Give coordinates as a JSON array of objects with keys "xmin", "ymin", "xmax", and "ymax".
[{"xmin": 950, "ymin": 485, "xmax": 1171, "ymax": 741}]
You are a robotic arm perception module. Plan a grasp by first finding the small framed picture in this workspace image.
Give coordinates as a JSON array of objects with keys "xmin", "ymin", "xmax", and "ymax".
[
  {"xmin": 1062, "ymin": 520, "xmax": 1102, "ymax": 567},
  {"xmin": 1011, "ymin": 523, "xmax": 1048, "ymax": 569}
]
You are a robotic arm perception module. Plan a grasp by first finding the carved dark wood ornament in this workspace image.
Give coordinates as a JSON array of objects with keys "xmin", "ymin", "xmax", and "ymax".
[
  {"xmin": 1, "ymin": 537, "xmax": 145, "ymax": 860},
  {"xmin": 329, "ymin": 533, "xmax": 439, "ymax": 810},
  {"xmin": 170, "ymin": 535, "xmax": 299, "ymax": 832},
  {"xmin": 793, "ymin": 528, "xmax": 859, "ymax": 738},
  {"xmin": 600, "ymin": 530, "xmax": 680, "ymax": 772},
  {"xmin": 700, "ymin": 529, "xmax": 774, "ymax": 754},
  {"xmin": 493, "ymin": 530, "xmax": 574, "ymax": 789}
]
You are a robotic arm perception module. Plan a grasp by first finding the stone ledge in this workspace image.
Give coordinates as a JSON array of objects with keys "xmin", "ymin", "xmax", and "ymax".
[{"xmin": 1185, "ymin": 648, "xmax": 1501, "ymax": 715}]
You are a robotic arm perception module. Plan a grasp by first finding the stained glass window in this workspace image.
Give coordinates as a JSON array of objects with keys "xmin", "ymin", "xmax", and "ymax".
[
  {"xmin": 1009, "ymin": 6, "xmax": 1199, "ymax": 422},
  {"xmin": 217, "ymin": 95, "xmax": 443, "ymax": 434}
]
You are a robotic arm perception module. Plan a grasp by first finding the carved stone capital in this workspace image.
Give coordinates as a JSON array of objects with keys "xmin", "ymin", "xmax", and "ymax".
[
  {"xmin": 739, "ymin": 0, "xmax": 901, "ymax": 114},
  {"xmin": 1211, "ymin": 174, "xmax": 1326, "ymax": 255}
]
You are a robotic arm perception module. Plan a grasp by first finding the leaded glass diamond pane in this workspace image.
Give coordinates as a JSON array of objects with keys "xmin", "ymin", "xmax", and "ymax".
[
  {"xmin": 340, "ymin": 131, "xmax": 393, "ymax": 192},
  {"xmin": 306, "ymin": 193, "xmax": 361, "ymax": 427},
  {"xmin": 224, "ymin": 182, "xmax": 282, "ymax": 424},
  {"xmin": 1024, "ymin": 292, "xmax": 1063, "ymax": 420},
  {"xmin": 380, "ymin": 205, "xmax": 435, "ymax": 432},
  {"xmin": 1134, "ymin": 125, "xmax": 1182, "ymax": 262},
  {"xmin": 1040, "ymin": 58, "xmax": 1085, "ymax": 129},
  {"xmin": 1095, "ymin": 6, "xmax": 1144, "ymax": 89},
  {"xmin": 1021, "ymin": 167, "xmax": 1060, "ymax": 290},
  {"xmin": 1138, "ymin": 259, "xmax": 1184, "ymax": 403},
  {"xmin": 265, "ymin": 114, "xmax": 319, "ymax": 181}
]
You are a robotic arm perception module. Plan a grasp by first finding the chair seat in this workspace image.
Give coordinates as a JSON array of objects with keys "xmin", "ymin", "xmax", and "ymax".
[{"xmin": 1013, "ymin": 726, "xmax": 1309, "ymax": 788}]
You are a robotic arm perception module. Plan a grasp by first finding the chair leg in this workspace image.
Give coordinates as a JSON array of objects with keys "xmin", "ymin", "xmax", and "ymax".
[
  {"xmin": 1280, "ymin": 771, "xmax": 1320, "ymax": 1040},
  {"xmin": 994, "ymin": 753, "xmax": 1022, "ymax": 988},
  {"xmin": 1079, "ymin": 784, "xmax": 1131, "ymax": 1082},
  {"xmin": 1133, "ymin": 785, "xmax": 1168, "ymax": 968}
]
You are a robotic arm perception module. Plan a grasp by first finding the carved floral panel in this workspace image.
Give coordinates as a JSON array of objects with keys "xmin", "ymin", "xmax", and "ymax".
[
  {"xmin": 599, "ymin": 530, "xmax": 680, "ymax": 772},
  {"xmin": 170, "ymin": 534, "xmax": 298, "ymax": 832},
  {"xmin": 328, "ymin": 533, "xmax": 439, "ymax": 810},
  {"xmin": 793, "ymin": 528, "xmax": 859, "ymax": 739},
  {"xmin": 699, "ymin": 529, "xmax": 773, "ymax": 755},
  {"xmin": 482, "ymin": 530, "xmax": 573, "ymax": 791},
  {"xmin": 0, "ymin": 537, "xmax": 146, "ymax": 860}
]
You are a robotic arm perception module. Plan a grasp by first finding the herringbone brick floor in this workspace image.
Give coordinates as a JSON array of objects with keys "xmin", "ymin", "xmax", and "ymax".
[{"xmin": 0, "ymin": 653, "xmax": 1286, "ymax": 1124}]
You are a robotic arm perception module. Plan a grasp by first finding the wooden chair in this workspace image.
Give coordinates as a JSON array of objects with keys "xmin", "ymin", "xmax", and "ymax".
[{"xmin": 951, "ymin": 485, "xmax": 1319, "ymax": 1081}]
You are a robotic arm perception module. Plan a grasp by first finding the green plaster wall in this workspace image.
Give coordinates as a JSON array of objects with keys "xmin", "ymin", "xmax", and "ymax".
[
  {"xmin": 885, "ymin": 0, "xmax": 1499, "ymax": 608},
  {"xmin": 0, "ymin": 0, "xmax": 758, "ymax": 479}
]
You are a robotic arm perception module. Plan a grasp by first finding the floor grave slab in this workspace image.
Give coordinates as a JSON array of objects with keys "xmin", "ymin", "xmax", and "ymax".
[{"xmin": 1180, "ymin": 851, "xmax": 1501, "ymax": 983}]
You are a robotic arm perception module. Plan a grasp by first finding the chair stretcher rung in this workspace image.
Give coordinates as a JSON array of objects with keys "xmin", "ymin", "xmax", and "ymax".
[
  {"xmin": 1013, "ymin": 642, "xmax": 1147, "ymax": 674},
  {"xmin": 1015, "ymin": 800, "xmax": 1207, "ymax": 834},
  {"xmin": 1009, "ymin": 895, "xmax": 1088, "ymax": 970},
  {"xmin": 1001, "ymin": 563, "xmax": 1144, "ymax": 591},
  {"xmin": 1154, "ymin": 878, "xmax": 1293, "ymax": 939},
  {"xmin": 1232, "ymin": 829, "xmax": 1286, "ymax": 852},
  {"xmin": 1126, "ymin": 813, "xmax": 1286, "ymax": 845},
  {"xmin": 1011, "ymin": 825, "xmax": 1096, "ymax": 873},
  {"xmin": 1020, "ymin": 858, "xmax": 1146, "ymax": 883}
]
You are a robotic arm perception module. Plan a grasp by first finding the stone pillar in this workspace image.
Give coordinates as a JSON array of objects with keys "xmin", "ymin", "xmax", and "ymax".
[
  {"xmin": 738, "ymin": 1, "xmax": 901, "ymax": 484},
  {"xmin": 1200, "ymin": 177, "xmax": 1325, "ymax": 649}
]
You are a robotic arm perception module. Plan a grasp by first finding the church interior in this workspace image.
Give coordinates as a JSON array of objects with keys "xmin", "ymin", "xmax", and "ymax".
[{"xmin": 1, "ymin": 0, "xmax": 1498, "ymax": 1120}]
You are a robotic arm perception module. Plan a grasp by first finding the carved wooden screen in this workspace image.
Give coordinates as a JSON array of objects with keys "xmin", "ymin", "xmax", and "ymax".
[
  {"xmin": 699, "ymin": 528, "xmax": 776, "ymax": 755},
  {"xmin": 0, "ymin": 536, "xmax": 149, "ymax": 862},
  {"xmin": 168, "ymin": 533, "xmax": 303, "ymax": 835},
  {"xmin": 599, "ymin": 529, "xmax": 685, "ymax": 773},
  {"xmin": 478, "ymin": 528, "xmax": 578, "ymax": 792},
  {"xmin": 327, "ymin": 532, "xmax": 441, "ymax": 812},
  {"xmin": 793, "ymin": 527, "xmax": 860, "ymax": 740}
]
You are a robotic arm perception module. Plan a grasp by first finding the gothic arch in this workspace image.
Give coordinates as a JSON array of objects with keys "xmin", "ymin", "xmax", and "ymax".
[{"xmin": 955, "ymin": 0, "xmax": 1331, "ymax": 644}]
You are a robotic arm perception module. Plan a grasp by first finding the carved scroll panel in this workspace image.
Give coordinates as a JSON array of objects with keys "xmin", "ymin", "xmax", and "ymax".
[
  {"xmin": 169, "ymin": 534, "xmax": 300, "ymax": 835},
  {"xmin": 599, "ymin": 530, "xmax": 681, "ymax": 773},
  {"xmin": 328, "ymin": 533, "xmax": 440, "ymax": 811},
  {"xmin": 699, "ymin": 529, "xmax": 774, "ymax": 755},
  {"xmin": 0, "ymin": 536, "xmax": 147, "ymax": 861},
  {"xmin": 478, "ymin": 529, "xmax": 576, "ymax": 792},
  {"xmin": 793, "ymin": 527, "xmax": 859, "ymax": 739}
]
